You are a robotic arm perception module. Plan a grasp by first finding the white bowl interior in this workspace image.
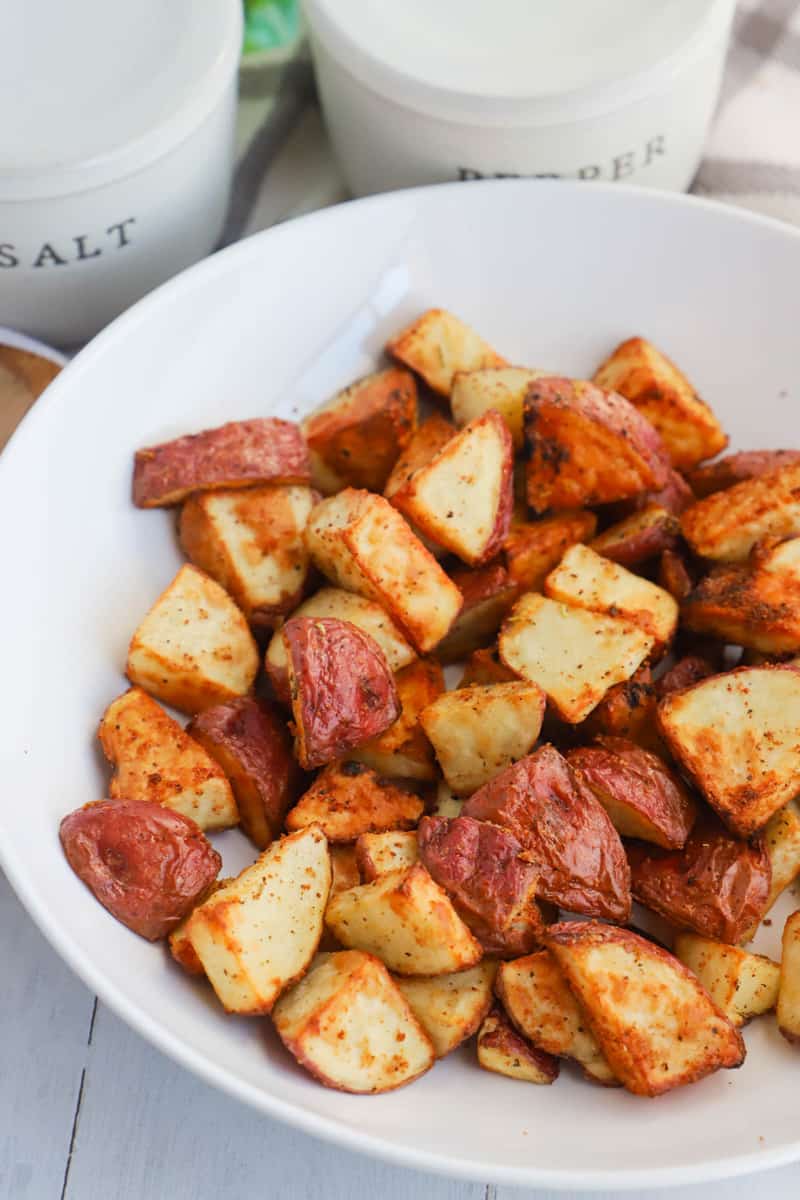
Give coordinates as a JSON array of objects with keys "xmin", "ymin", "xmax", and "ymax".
[{"xmin": 1, "ymin": 180, "xmax": 798, "ymax": 1190}]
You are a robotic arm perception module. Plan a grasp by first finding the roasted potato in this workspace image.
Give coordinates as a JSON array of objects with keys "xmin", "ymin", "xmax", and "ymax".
[
  {"xmin": 430, "ymin": 779, "xmax": 463, "ymax": 819},
  {"xmin": 503, "ymin": 511, "xmax": 597, "ymax": 594},
  {"xmin": 186, "ymin": 826, "xmax": 330, "ymax": 1013},
  {"xmin": 265, "ymin": 586, "xmax": 416, "ymax": 704},
  {"xmin": 655, "ymin": 654, "xmax": 715, "ymax": 698},
  {"xmin": 579, "ymin": 666, "xmax": 662, "ymax": 753},
  {"xmin": 325, "ymin": 863, "xmax": 483, "ymax": 976},
  {"xmin": 419, "ymin": 682, "xmax": 545, "ymax": 796},
  {"xmin": 285, "ymin": 761, "xmax": 423, "ymax": 843},
  {"xmin": 627, "ymin": 813, "xmax": 771, "ymax": 944},
  {"xmin": 60, "ymin": 799, "xmax": 221, "ymax": 941},
  {"xmin": 435, "ymin": 563, "xmax": 517, "ymax": 663},
  {"xmin": 273, "ymin": 950, "xmax": 435, "ymax": 1091},
  {"xmin": 674, "ymin": 933, "xmax": 780, "ymax": 1026},
  {"xmin": 496, "ymin": 950, "xmax": 616, "ymax": 1084},
  {"xmin": 390, "ymin": 411, "xmax": 514, "ymax": 566},
  {"xmin": 545, "ymin": 542, "xmax": 678, "ymax": 655},
  {"xmin": 126, "ymin": 564, "xmax": 259, "ymax": 715},
  {"xmin": 681, "ymin": 462, "xmax": 800, "ymax": 562},
  {"xmin": 417, "ymin": 814, "xmax": 546, "ymax": 957},
  {"xmin": 657, "ymin": 665, "xmax": 800, "ymax": 836},
  {"xmin": 187, "ymin": 696, "xmax": 299, "ymax": 848},
  {"xmin": 169, "ymin": 878, "xmax": 229, "ymax": 974},
  {"xmin": 133, "ymin": 417, "xmax": 310, "ymax": 507},
  {"xmin": 590, "ymin": 505, "xmax": 679, "ymax": 567},
  {"xmin": 458, "ymin": 646, "xmax": 519, "ymax": 688},
  {"xmin": 99, "ymin": 687, "xmax": 238, "ymax": 831},
  {"xmin": 395, "ymin": 962, "xmax": 497, "ymax": 1058},
  {"xmin": 351, "ymin": 658, "xmax": 444, "ymax": 781},
  {"xmin": 476, "ymin": 1005, "xmax": 559, "ymax": 1084},
  {"xmin": 524, "ymin": 377, "xmax": 668, "ymax": 515},
  {"xmin": 592, "ymin": 337, "xmax": 727, "ymax": 470},
  {"xmin": 451, "ymin": 366, "xmax": 549, "ymax": 451},
  {"xmin": 283, "ymin": 616, "xmax": 400, "ymax": 769},
  {"xmin": 546, "ymin": 921, "xmax": 744, "ymax": 1096},
  {"xmin": 383, "ymin": 414, "xmax": 456, "ymax": 499},
  {"xmin": 302, "ymin": 368, "xmax": 417, "ymax": 494},
  {"xmin": 567, "ymin": 736, "xmax": 696, "ymax": 850},
  {"xmin": 179, "ymin": 484, "xmax": 316, "ymax": 631},
  {"xmin": 305, "ymin": 488, "xmax": 463, "ymax": 653},
  {"xmin": 386, "ymin": 308, "xmax": 506, "ymax": 397},
  {"xmin": 687, "ymin": 449, "xmax": 800, "ymax": 499},
  {"xmin": 462, "ymin": 744, "xmax": 631, "ymax": 922},
  {"xmin": 777, "ymin": 911, "xmax": 800, "ymax": 1044},
  {"xmin": 658, "ymin": 547, "xmax": 695, "ymax": 602},
  {"xmin": 355, "ymin": 830, "xmax": 419, "ymax": 881},
  {"xmin": 756, "ymin": 801, "xmax": 800, "ymax": 924},
  {"xmin": 498, "ymin": 592, "xmax": 654, "ymax": 724}
]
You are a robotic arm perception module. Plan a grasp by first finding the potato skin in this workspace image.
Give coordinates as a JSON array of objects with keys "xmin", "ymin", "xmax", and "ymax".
[
  {"xmin": 658, "ymin": 548, "xmax": 695, "ymax": 602},
  {"xmin": 681, "ymin": 462, "xmax": 800, "ymax": 563},
  {"xmin": 477, "ymin": 1006, "xmax": 559, "ymax": 1084},
  {"xmin": 627, "ymin": 814, "xmax": 771, "ymax": 944},
  {"xmin": 188, "ymin": 697, "xmax": 300, "ymax": 848},
  {"xmin": 687, "ymin": 450, "xmax": 800, "ymax": 499},
  {"xmin": 436, "ymin": 562, "xmax": 517, "ymax": 663},
  {"xmin": 133, "ymin": 418, "xmax": 310, "ymax": 507},
  {"xmin": 417, "ymin": 814, "xmax": 545, "ymax": 956},
  {"xmin": 283, "ymin": 617, "xmax": 400, "ymax": 769},
  {"xmin": 60, "ymin": 799, "xmax": 220, "ymax": 940},
  {"xmin": 579, "ymin": 665, "xmax": 662, "ymax": 753},
  {"xmin": 590, "ymin": 505, "xmax": 679, "ymax": 567},
  {"xmin": 463, "ymin": 744, "xmax": 631, "ymax": 922},
  {"xmin": 655, "ymin": 655, "xmax": 715, "ymax": 699}
]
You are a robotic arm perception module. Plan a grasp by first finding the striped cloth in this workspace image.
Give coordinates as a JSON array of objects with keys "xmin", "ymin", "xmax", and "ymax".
[{"xmin": 226, "ymin": 0, "xmax": 800, "ymax": 242}]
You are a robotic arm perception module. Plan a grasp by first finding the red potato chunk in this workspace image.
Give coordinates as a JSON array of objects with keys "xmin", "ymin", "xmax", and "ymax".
[
  {"xmin": 658, "ymin": 547, "xmax": 695, "ymax": 602},
  {"xmin": 477, "ymin": 1006, "xmax": 559, "ymax": 1084},
  {"xmin": 681, "ymin": 462, "xmax": 800, "ymax": 563},
  {"xmin": 435, "ymin": 562, "xmax": 517, "ymax": 663},
  {"xmin": 383, "ymin": 414, "xmax": 456, "ymax": 500},
  {"xmin": 579, "ymin": 666, "xmax": 663, "ymax": 755},
  {"xmin": 60, "ymin": 799, "xmax": 220, "ymax": 940},
  {"xmin": 133, "ymin": 418, "xmax": 310, "ymax": 508},
  {"xmin": 462, "ymin": 744, "xmax": 631, "ymax": 922},
  {"xmin": 285, "ymin": 761, "xmax": 424, "ymax": 843},
  {"xmin": 283, "ymin": 617, "xmax": 400, "ymax": 769},
  {"xmin": 590, "ymin": 505, "xmax": 679, "ymax": 567},
  {"xmin": 503, "ymin": 511, "xmax": 598, "ymax": 594},
  {"xmin": 687, "ymin": 450, "xmax": 800, "ymax": 499},
  {"xmin": 655, "ymin": 654, "xmax": 716, "ymax": 699},
  {"xmin": 386, "ymin": 308, "xmax": 507, "ymax": 397}
]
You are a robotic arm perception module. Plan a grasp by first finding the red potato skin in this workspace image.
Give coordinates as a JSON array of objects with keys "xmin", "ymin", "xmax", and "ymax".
[
  {"xmin": 627, "ymin": 814, "xmax": 771, "ymax": 943},
  {"xmin": 187, "ymin": 696, "xmax": 300, "ymax": 848},
  {"xmin": 417, "ymin": 814, "xmax": 545, "ymax": 956},
  {"xmin": 283, "ymin": 616, "xmax": 400, "ymax": 769},
  {"xmin": 480, "ymin": 1005, "xmax": 560, "ymax": 1082},
  {"xmin": 590, "ymin": 507, "xmax": 680, "ymax": 567},
  {"xmin": 462, "ymin": 744, "xmax": 631, "ymax": 922},
  {"xmin": 658, "ymin": 548, "xmax": 695, "ymax": 602},
  {"xmin": 686, "ymin": 450, "xmax": 800, "ymax": 499},
  {"xmin": 567, "ymin": 736, "xmax": 696, "ymax": 850},
  {"xmin": 60, "ymin": 799, "xmax": 221, "ymax": 940},
  {"xmin": 133, "ymin": 418, "xmax": 310, "ymax": 507},
  {"xmin": 655, "ymin": 654, "xmax": 717, "ymax": 699}
]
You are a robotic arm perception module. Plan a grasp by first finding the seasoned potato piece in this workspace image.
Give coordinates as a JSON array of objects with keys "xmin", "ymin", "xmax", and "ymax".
[
  {"xmin": 99, "ymin": 687, "xmax": 238, "ymax": 831},
  {"xmin": 169, "ymin": 878, "xmax": 229, "ymax": 975},
  {"xmin": 658, "ymin": 546, "xmax": 695, "ymax": 602},
  {"xmin": 435, "ymin": 563, "xmax": 517, "ymax": 663},
  {"xmin": 329, "ymin": 845, "xmax": 361, "ymax": 894},
  {"xmin": 383, "ymin": 414, "xmax": 456, "ymax": 499},
  {"xmin": 546, "ymin": 921, "xmax": 744, "ymax": 1096},
  {"xmin": 285, "ymin": 761, "xmax": 423, "ymax": 843},
  {"xmin": 655, "ymin": 654, "xmax": 715, "ymax": 699},
  {"xmin": 431, "ymin": 780, "xmax": 463, "ymax": 819},
  {"xmin": 420, "ymin": 682, "xmax": 545, "ymax": 796},
  {"xmin": 496, "ymin": 951, "xmax": 616, "ymax": 1084},
  {"xmin": 391, "ymin": 411, "xmax": 514, "ymax": 566},
  {"xmin": 524, "ymin": 377, "xmax": 667, "ymax": 515},
  {"xmin": 305, "ymin": 489, "xmax": 463, "ymax": 653},
  {"xmin": 741, "ymin": 801, "xmax": 800, "ymax": 941},
  {"xmin": 133, "ymin": 417, "xmax": 310, "ymax": 507},
  {"xmin": 657, "ymin": 665, "xmax": 800, "ymax": 836},
  {"xmin": 283, "ymin": 617, "xmax": 400, "ymax": 769},
  {"xmin": 325, "ymin": 864, "xmax": 483, "ymax": 976},
  {"xmin": 463, "ymin": 745, "xmax": 630, "ymax": 923},
  {"xmin": 187, "ymin": 696, "xmax": 298, "ymax": 849},
  {"xmin": 546, "ymin": 543, "xmax": 678, "ymax": 655},
  {"xmin": 302, "ymin": 368, "xmax": 417, "ymax": 494},
  {"xmin": 681, "ymin": 545, "xmax": 800, "ymax": 654},
  {"xmin": 499, "ymin": 592, "xmax": 654, "ymax": 724},
  {"xmin": 179, "ymin": 485, "xmax": 315, "ymax": 631},
  {"xmin": 356, "ymin": 830, "xmax": 419, "ymax": 881},
  {"xmin": 126, "ymin": 564, "xmax": 259, "ymax": 715},
  {"xmin": 778, "ymin": 911, "xmax": 800, "ymax": 1044},
  {"xmin": 579, "ymin": 666, "xmax": 662, "ymax": 753},
  {"xmin": 386, "ymin": 308, "xmax": 506, "ymax": 397},
  {"xmin": 186, "ymin": 826, "xmax": 331, "ymax": 1014},
  {"xmin": 627, "ymin": 813, "xmax": 771, "ymax": 944},
  {"xmin": 265, "ymin": 587, "xmax": 416, "ymax": 704},
  {"xmin": 674, "ymin": 934, "xmax": 780, "ymax": 1026},
  {"xmin": 395, "ymin": 962, "xmax": 496, "ymax": 1058},
  {"xmin": 503, "ymin": 511, "xmax": 597, "ymax": 594},
  {"xmin": 592, "ymin": 337, "xmax": 727, "ymax": 469},
  {"xmin": 567, "ymin": 737, "xmax": 696, "ymax": 850},
  {"xmin": 458, "ymin": 646, "xmax": 519, "ymax": 688},
  {"xmin": 450, "ymin": 366, "xmax": 547, "ymax": 450},
  {"xmin": 352, "ymin": 659, "xmax": 444, "ymax": 781},
  {"xmin": 273, "ymin": 950, "xmax": 435, "ymax": 1092},
  {"xmin": 687, "ymin": 449, "xmax": 800, "ymax": 499},
  {"xmin": 590, "ymin": 505, "xmax": 679, "ymax": 568},
  {"xmin": 681, "ymin": 462, "xmax": 800, "ymax": 562},
  {"xmin": 477, "ymin": 1006, "xmax": 559, "ymax": 1084}
]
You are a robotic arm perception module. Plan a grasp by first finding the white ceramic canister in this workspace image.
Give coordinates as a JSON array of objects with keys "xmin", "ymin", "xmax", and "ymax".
[
  {"xmin": 305, "ymin": 0, "xmax": 734, "ymax": 199},
  {"xmin": 0, "ymin": 0, "xmax": 242, "ymax": 346}
]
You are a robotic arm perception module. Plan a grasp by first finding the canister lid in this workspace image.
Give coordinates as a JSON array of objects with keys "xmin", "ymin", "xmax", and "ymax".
[
  {"xmin": 306, "ymin": 0, "xmax": 733, "ymax": 125},
  {"xmin": 0, "ymin": 0, "xmax": 242, "ymax": 198}
]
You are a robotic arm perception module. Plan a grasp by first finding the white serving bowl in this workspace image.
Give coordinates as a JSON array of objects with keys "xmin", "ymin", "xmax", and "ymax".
[{"xmin": 1, "ymin": 181, "xmax": 798, "ymax": 1190}]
